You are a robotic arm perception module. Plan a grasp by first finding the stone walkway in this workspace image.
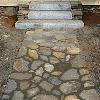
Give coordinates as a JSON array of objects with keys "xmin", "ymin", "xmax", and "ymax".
[{"xmin": 1, "ymin": 29, "xmax": 100, "ymax": 100}]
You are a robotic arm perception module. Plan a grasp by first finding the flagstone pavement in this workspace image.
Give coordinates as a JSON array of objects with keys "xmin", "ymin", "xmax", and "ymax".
[{"xmin": 1, "ymin": 29, "xmax": 100, "ymax": 100}]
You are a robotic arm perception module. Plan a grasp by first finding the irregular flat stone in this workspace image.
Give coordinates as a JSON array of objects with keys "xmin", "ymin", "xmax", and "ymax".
[
  {"xmin": 31, "ymin": 94, "xmax": 59, "ymax": 100},
  {"xmin": 84, "ymin": 81, "xmax": 94, "ymax": 88},
  {"xmin": 2, "ymin": 95, "xmax": 10, "ymax": 99},
  {"xmin": 10, "ymin": 73, "xmax": 32, "ymax": 80},
  {"xmin": 48, "ymin": 77, "xmax": 61, "ymax": 85},
  {"xmin": 59, "ymin": 81, "xmax": 81, "ymax": 94},
  {"xmin": 55, "ymin": 34, "xmax": 66, "ymax": 40},
  {"xmin": 81, "ymin": 74, "xmax": 92, "ymax": 81},
  {"xmin": 40, "ymin": 55, "xmax": 48, "ymax": 61},
  {"xmin": 66, "ymin": 55, "xmax": 71, "ymax": 61},
  {"xmin": 43, "ymin": 73, "xmax": 50, "ymax": 79},
  {"xmin": 79, "ymin": 68, "xmax": 90, "ymax": 75},
  {"xmin": 39, "ymin": 47, "xmax": 51, "ymax": 56},
  {"xmin": 4, "ymin": 79, "xmax": 17, "ymax": 94},
  {"xmin": 67, "ymin": 47, "xmax": 80, "ymax": 54},
  {"xmin": 61, "ymin": 69, "xmax": 79, "ymax": 81},
  {"xmin": 28, "ymin": 11, "xmax": 72, "ymax": 20},
  {"xmin": 13, "ymin": 58, "xmax": 29, "ymax": 72},
  {"xmin": 71, "ymin": 55, "xmax": 86, "ymax": 68},
  {"xmin": 80, "ymin": 89, "xmax": 100, "ymax": 100},
  {"xmin": 15, "ymin": 20, "xmax": 84, "ymax": 30},
  {"xmin": 20, "ymin": 81, "xmax": 30, "ymax": 90},
  {"xmin": 28, "ymin": 49, "xmax": 38, "ymax": 59},
  {"xmin": 51, "ymin": 71, "xmax": 62, "ymax": 76},
  {"xmin": 35, "ymin": 67, "xmax": 44, "ymax": 76},
  {"xmin": 39, "ymin": 81, "xmax": 54, "ymax": 91},
  {"xmin": 27, "ymin": 43, "xmax": 39, "ymax": 49},
  {"xmin": 29, "ymin": 2, "xmax": 71, "ymax": 10},
  {"xmin": 53, "ymin": 51, "xmax": 65, "ymax": 59},
  {"xmin": 12, "ymin": 91, "xmax": 24, "ymax": 100},
  {"xmin": 32, "ymin": 76, "xmax": 42, "ymax": 83},
  {"xmin": 17, "ymin": 46, "xmax": 27, "ymax": 57},
  {"xmin": 31, "ymin": 60, "xmax": 44, "ymax": 70},
  {"xmin": 52, "ymin": 90, "xmax": 61, "ymax": 96},
  {"xmin": 27, "ymin": 87, "xmax": 40, "ymax": 98},
  {"xmin": 49, "ymin": 57, "xmax": 59, "ymax": 64},
  {"xmin": 44, "ymin": 63, "xmax": 54, "ymax": 72},
  {"xmin": 64, "ymin": 95, "xmax": 80, "ymax": 100}
]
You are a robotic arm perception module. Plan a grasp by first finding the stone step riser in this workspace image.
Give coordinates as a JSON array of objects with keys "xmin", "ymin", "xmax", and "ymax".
[
  {"xmin": 28, "ymin": 11, "xmax": 72, "ymax": 20},
  {"xmin": 15, "ymin": 20, "xmax": 84, "ymax": 30}
]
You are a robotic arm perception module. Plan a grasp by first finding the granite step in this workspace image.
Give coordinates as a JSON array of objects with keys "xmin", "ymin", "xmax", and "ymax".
[
  {"xmin": 29, "ymin": 1, "xmax": 71, "ymax": 11},
  {"xmin": 28, "ymin": 11, "xmax": 72, "ymax": 20},
  {"xmin": 15, "ymin": 20, "xmax": 84, "ymax": 30},
  {"xmin": 29, "ymin": 1, "xmax": 82, "ymax": 10}
]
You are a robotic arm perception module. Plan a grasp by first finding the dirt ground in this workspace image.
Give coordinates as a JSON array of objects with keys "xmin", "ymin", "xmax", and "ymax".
[
  {"xmin": 77, "ymin": 26, "xmax": 100, "ymax": 93},
  {"xmin": 0, "ymin": 26, "xmax": 26, "ymax": 94}
]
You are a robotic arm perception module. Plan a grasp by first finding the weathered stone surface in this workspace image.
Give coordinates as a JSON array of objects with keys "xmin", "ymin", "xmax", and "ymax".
[
  {"xmin": 39, "ymin": 47, "xmax": 51, "ymax": 56},
  {"xmin": 31, "ymin": 94, "xmax": 59, "ymax": 100},
  {"xmin": 31, "ymin": 60, "xmax": 44, "ymax": 70},
  {"xmin": 28, "ymin": 49, "xmax": 38, "ymax": 59},
  {"xmin": 40, "ymin": 55, "xmax": 48, "ymax": 61},
  {"xmin": 80, "ymin": 89, "xmax": 100, "ymax": 100},
  {"xmin": 61, "ymin": 69, "xmax": 79, "ymax": 81},
  {"xmin": 13, "ymin": 91, "xmax": 24, "ymax": 100},
  {"xmin": 59, "ymin": 81, "xmax": 81, "ymax": 94},
  {"xmin": 28, "ymin": 11, "xmax": 72, "ymax": 20},
  {"xmin": 81, "ymin": 74, "xmax": 92, "ymax": 81},
  {"xmin": 29, "ymin": 2, "xmax": 71, "ymax": 11},
  {"xmin": 32, "ymin": 76, "xmax": 42, "ymax": 83},
  {"xmin": 27, "ymin": 87, "xmax": 40, "ymax": 98},
  {"xmin": 67, "ymin": 47, "xmax": 80, "ymax": 54},
  {"xmin": 13, "ymin": 58, "xmax": 29, "ymax": 72},
  {"xmin": 35, "ymin": 67, "xmax": 44, "ymax": 76},
  {"xmin": 2, "ymin": 95, "xmax": 10, "ymax": 99},
  {"xmin": 44, "ymin": 63, "xmax": 54, "ymax": 72},
  {"xmin": 53, "ymin": 51, "xmax": 65, "ymax": 59},
  {"xmin": 55, "ymin": 34, "xmax": 66, "ymax": 40},
  {"xmin": 84, "ymin": 81, "xmax": 94, "ymax": 88},
  {"xmin": 17, "ymin": 46, "xmax": 27, "ymax": 57},
  {"xmin": 27, "ymin": 43, "xmax": 39, "ymax": 49},
  {"xmin": 71, "ymin": 55, "xmax": 86, "ymax": 68},
  {"xmin": 66, "ymin": 55, "xmax": 71, "ymax": 61},
  {"xmin": 10, "ymin": 73, "xmax": 32, "ymax": 80},
  {"xmin": 52, "ymin": 42, "xmax": 66, "ymax": 51},
  {"xmin": 20, "ymin": 81, "xmax": 30, "ymax": 90},
  {"xmin": 79, "ymin": 68, "xmax": 90, "ymax": 75},
  {"xmin": 39, "ymin": 81, "xmax": 53, "ymax": 91},
  {"xmin": 64, "ymin": 95, "xmax": 80, "ymax": 100},
  {"xmin": 43, "ymin": 73, "xmax": 50, "ymax": 79},
  {"xmin": 52, "ymin": 90, "xmax": 61, "ymax": 96},
  {"xmin": 15, "ymin": 20, "xmax": 84, "ymax": 30},
  {"xmin": 4, "ymin": 79, "xmax": 17, "ymax": 93},
  {"xmin": 49, "ymin": 57, "xmax": 59, "ymax": 64},
  {"xmin": 48, "ymin": 77, "xmax": 61, "ymax": 85},
  {"xmin": 51, "ymin": 71, "xmax": 62, "ymax": 76}
]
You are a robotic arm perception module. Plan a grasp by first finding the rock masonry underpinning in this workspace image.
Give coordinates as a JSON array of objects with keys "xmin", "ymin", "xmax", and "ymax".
[{"xmin": 1, "ymin": 30, "xmax": 100, "ymax": 100}]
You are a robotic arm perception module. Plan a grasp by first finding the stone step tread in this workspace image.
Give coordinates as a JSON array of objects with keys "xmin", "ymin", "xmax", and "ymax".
[
  {"xmin": 29, "ymin": 1, "xmax": 82, "ymax": 10},
  {"xmin": 29, "ymin": 1, "xmax": 71, "ymax": 10},
  {"xmin": 28, "ymin": 11, "xmax": 72, "ymax": 20},
  {"xmin": 15, "ymin": 19, "xmax": 84, "ymax": 29}
]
